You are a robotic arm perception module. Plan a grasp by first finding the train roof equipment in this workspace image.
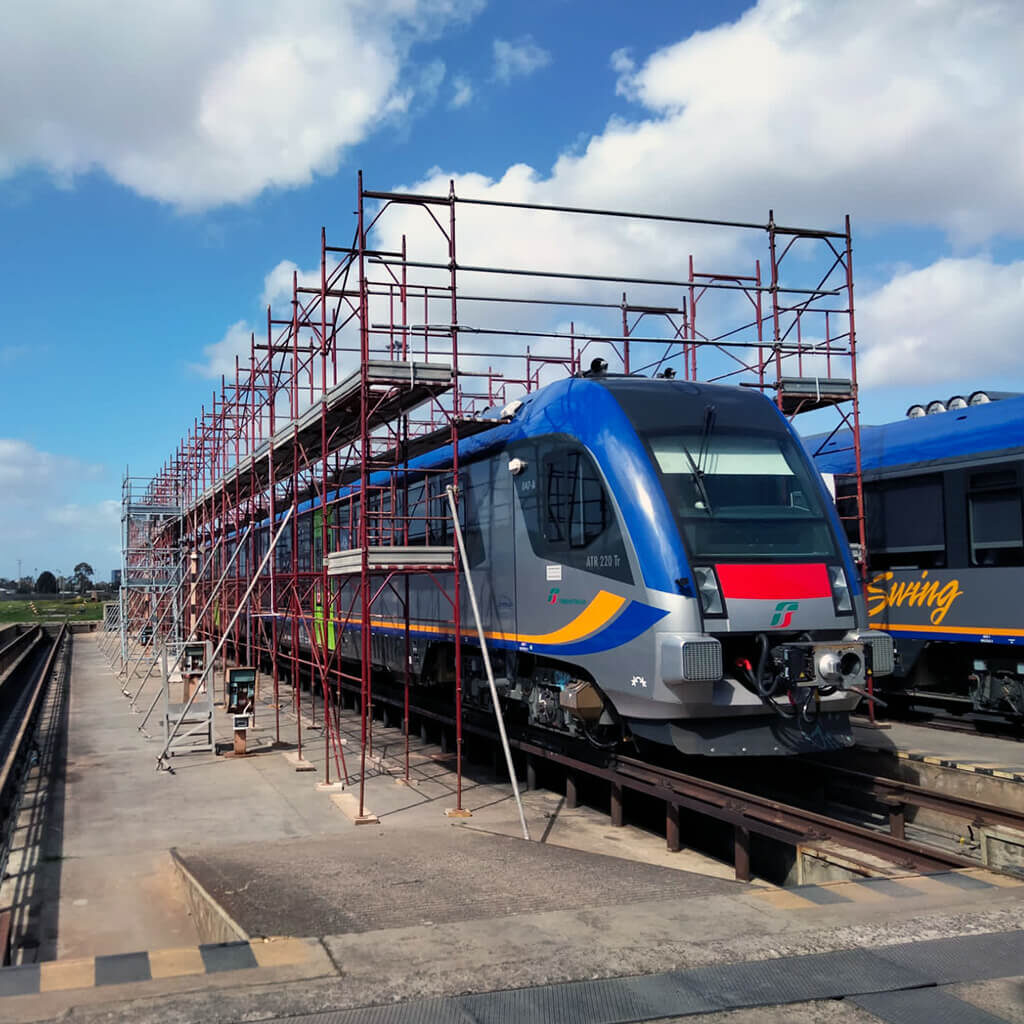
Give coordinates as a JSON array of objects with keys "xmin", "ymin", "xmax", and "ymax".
[{"xmin": 809, "ymin": 391, "xmax": 1024, "ymax": 477}]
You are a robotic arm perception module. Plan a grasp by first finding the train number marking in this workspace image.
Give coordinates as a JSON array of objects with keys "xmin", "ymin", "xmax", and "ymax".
[{"xmin": 585, "ymin": 554, "xmax": 621, "ymax": 569}]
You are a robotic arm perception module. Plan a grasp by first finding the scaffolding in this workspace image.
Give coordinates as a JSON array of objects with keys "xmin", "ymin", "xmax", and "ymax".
[
  {"xmin": 114, "ymin": 471, "xmax": 185, "ymax": 694},
  {"xmin": 129, "ymin": 174, "xmax": 867, "ymax": 810}
]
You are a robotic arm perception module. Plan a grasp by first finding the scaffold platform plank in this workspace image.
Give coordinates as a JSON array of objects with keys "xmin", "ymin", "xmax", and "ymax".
[
  {"xmin": 188, "ymin": 360, "xmax": 454, "ymax": 516},
  {"xmin": 327, "ymin": 546, "xmax": 456, "ymax": 575}
]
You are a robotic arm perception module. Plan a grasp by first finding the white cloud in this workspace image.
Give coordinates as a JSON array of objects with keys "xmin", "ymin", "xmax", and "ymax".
[
  {"xmin": 492, "ymin": 37, "xmax": 551, "ymax": 83},
  {"xmin": 593, "ymin": 0, "xmax": 1024, "ymax": 241},
  {"xmin": 858, "ymin": 257, "xmax": 1024, "ymax": 389},
  {"xmin": 450, "ymin": 75, "xmax": 474, "ymax": 109},
  {"xmin": 0, "ymin": 0, "xmax": 482, "ymax": 210},
  {"xmin": 0, "ymin": 440, "xmax": 114, "ymax": 577},
  {"xmin": 191, "ymin": 320, "xmax": 256, "ymax": 381},
  {"xmin": 609, "ymin": 46, "xmax": 635, "ymax": 87},
  {"xmin": 346, "ymin": 0, "xmax": 1024, "ymax": 394},
  {"xmin": 192, "ymin": 0, "xmax": 1024, "ymax": 400},
  {"xmin": 261, "ymin": 259, "xmax": 323, "ymax": 308}
]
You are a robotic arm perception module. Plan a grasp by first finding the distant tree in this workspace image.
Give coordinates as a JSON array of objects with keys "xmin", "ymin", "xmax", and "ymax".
[
  {"xmin": 73, "ymin": 562, "xmax": 95, "ymax": 594},
  {"xmin": 36, "ymin": 571, "xmax": 58, "ymax": 594},
  {"xmin": 16, "ymin": 577, "xmax": 33, "ymax": 594}
]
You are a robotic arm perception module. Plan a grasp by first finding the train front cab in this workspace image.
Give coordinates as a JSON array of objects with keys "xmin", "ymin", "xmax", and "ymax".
[{"xmin": 591, "ymin": 377, "xmax": 893, "ymax": 755}]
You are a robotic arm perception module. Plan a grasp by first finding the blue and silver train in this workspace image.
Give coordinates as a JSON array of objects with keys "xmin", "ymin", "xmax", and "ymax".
[
  {"xmin": 812, "ymin": 392, "xmax": 1024, "ymax": 721},
  {"xmin": 234, "ymin": 370, "xmax": 892, "ymax": 756}
]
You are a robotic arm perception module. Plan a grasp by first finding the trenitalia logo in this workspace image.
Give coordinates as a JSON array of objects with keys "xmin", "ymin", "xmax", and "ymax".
[{"xmin": 770, "ymin": 600, "xmax": 799, "ymax": 628}]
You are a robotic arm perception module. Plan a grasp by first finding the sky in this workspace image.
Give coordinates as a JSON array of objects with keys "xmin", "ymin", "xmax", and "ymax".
[{"xmin": 1, "ymin": 0, "xmax": 1023, "ymax": 582}]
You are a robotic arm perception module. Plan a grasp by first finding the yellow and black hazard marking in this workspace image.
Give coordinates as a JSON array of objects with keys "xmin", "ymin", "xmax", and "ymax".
[
  {"xmin": 0, "ymin": 938, "xmax": 312, "ymax": 998},
  {"xmin": 749, "ymin": 867, "xmax": 1024, "ymax": 911},
  {"xmin": 896, "ymin": 749, "xmax": 1024, "ymax": 782}
]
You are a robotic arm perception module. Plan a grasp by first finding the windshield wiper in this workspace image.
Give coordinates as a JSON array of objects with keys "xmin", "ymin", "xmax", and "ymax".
[
  {"xmin": 679, "ymin": 443, "xmax": 713, "ymax": 515},
  {"xmin": 696, "ymin": 403, "xmax": 717, "ymax": 474}
]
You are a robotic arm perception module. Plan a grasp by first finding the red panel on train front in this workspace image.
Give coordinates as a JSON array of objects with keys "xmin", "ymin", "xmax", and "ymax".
[{"xmin": 714, "ymin": 563, "xmax": 831, "ymax": 600}]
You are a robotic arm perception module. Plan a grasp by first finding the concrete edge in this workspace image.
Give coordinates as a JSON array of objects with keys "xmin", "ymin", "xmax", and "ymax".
[{"xmin": 169, "ymin": 849, "xmax": 250, "ymax": 944}]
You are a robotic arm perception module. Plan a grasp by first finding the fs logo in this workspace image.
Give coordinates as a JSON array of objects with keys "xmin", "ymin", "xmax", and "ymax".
[
  {"xmin": 548, "ymin": 588, "xmax": 559, "ymax": 604},
  {"xmin": 770, "ymin": 600, "xmax": 799, "ymax": 628}
]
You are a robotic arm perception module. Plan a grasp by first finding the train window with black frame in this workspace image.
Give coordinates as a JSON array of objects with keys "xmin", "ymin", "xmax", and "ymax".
[
  {"xmin": 256, "ymin": 527, "xmax": 269, "ymax": 573},
  {"xmin": 460, "ymin": 461, "xmax": 489, "ymax": 567},
  {"xmin": 405, "ymin": 480, "xmax": 426, "ymax": 545},
  {"xmin": 312, "ymin": 510, "xmax": 323, "ymax": 570},
  {"xmin": 427, "ymin": 474, "xmax": 453, "ymax": 546},
  {"xmin": 968, "ymin": 468, "xmax": 1024, "ymax": 566},
  {"xmin": 296, "ymin": 513, "xmax": 312, "ymax": 572},
  {"xmin": 274, "ymin": 521, "xmax": 293, "ymax": 572},
  {"xmin": 865, "ymin": 475, "xmax": 946, "ymax": 570},
  {"xmin": 512, "ymin": 438, "xmax": 632, "ymax": 584}
]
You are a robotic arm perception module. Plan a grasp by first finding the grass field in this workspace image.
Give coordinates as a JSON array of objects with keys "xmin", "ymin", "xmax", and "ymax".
[{"xmin": 0, "ymin": 599, "xmax": 105, "ymax": 624}]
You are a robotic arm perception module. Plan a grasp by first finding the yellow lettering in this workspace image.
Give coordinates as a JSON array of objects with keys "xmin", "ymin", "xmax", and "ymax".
[
  {"xmin": 931, "ymin": 580, "xmax": 964, "ymax": 625},
  {"xmin": 911, "ymin": 580, "xmax": 941, "ymax": 607},
  {"xmin": 866, "ymin": 572, "xmax": 892, "ymax": 617},
  {"xmin": 865, "ymin": 570, "xmax": 963, "ymax": 626}
]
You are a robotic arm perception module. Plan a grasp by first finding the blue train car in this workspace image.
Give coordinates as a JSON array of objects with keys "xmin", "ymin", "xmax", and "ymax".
[
  {"xmin": 242, "ymin": 372, "xmax": 893, "ymax": 755},
  {"xmin": 811, "ymin": 395, "xmax": 1024, "ymax": 719}
]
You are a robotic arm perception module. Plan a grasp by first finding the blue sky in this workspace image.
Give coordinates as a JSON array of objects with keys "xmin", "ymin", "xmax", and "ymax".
[{"xmin": 1, "ymin": 0, "xmax": 1022, "ymax": 581}]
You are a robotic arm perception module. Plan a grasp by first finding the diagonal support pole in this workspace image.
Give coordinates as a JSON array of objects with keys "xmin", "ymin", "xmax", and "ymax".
[{"xmin": 445, "ymin": 485, "xmax": 529, "ymax": 840}]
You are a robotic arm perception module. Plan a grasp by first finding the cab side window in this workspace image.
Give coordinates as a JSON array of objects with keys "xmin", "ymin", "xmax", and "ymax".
[{"xmin": 513, "ymin": 438, "xmax": 632, "ymax": 584}]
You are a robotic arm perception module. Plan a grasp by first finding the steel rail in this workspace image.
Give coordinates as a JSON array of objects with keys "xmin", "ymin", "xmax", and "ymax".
[
  {"xmin": 0, "ymin": 626, "xmax": 43, "ymax": 678},
  {"xmin": 317, "ymin": 670, "xmax": 980, "ymax": 880},
  {"xmin": 0, "ymin": 626, "xmax": 65, "ymax": 797},
  {"xmin": 810, "ymin": 760, "xmax": 1024, "ymax": 836},
  {"xmin": 613, "ymin": 755, "xmax": 976, "ymax": 876},
  {"xmin": 0, "ymin": 626, "xmax": 66, "ymax": 861}
]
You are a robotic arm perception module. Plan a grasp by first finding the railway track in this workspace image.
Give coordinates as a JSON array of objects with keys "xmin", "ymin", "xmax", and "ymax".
[
  {"xmin": 0, "ymin": 623, "xmax": 69, "ymax": 962},
  {"xmin": 262, "ymin": 669, "xmax": 1018, "ymax": 884}
]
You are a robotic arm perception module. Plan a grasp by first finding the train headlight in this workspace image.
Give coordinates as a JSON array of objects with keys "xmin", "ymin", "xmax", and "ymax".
[
  {"xmin": 828, "ymin": 565, "xmax": 852, "ymax": 615},
  {"xmin": 693, "ymin": 566, "xmax": 724, "ymax": 616}
]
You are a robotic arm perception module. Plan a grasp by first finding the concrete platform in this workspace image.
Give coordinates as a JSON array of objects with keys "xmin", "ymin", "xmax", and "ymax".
[
  {"xmin": 854, "ymin": 719, "xmax": 1024, "ymax": 782},
  {"xmin": 175, "ymin": 829, "xmax": 743, "ymax": 938},
  {"xmin": 4, "ymin": 636, "xmax": 1024, "ymax": 1023}
]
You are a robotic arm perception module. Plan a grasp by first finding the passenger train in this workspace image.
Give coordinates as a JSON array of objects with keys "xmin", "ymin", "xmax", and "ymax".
[
  {"xmin": 219, "ymin": 370, "xmax": 892, "ymax": 756},
  {"xmin": 812, "ymin": 392, "xmax": 1024, "ymax": 722}
]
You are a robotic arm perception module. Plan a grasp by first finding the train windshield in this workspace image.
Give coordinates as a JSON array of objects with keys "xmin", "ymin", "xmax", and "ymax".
[{"xmin": 644, "ymin": 430, "xmax": 839, "ymax": 560}]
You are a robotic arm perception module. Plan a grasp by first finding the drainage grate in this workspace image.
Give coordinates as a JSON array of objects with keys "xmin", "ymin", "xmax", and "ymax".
[
  {"xmin": 280, "ymin": 929, "xmax": 1024, "ymax": 1024},
  {"xmin": 852, "ymin": 988, "xmax": 1009, "ymax": 1024}
]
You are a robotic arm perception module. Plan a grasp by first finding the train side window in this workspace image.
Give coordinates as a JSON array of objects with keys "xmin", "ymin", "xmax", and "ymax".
[
  {"xmin": 543, "ymin": 451, "xmax": 609, "ymax": 548},
  {"xmin": 297, "ymin": 514, "xmax": 312, "ymax": 572},
  {"xmin": 405, "ymin": 481, "xmax": 426, "ymax": 545},
  {"xmin": 969, "ymin": 487, "xmax": 1024, "ymax": 566},
  {"xmin": 460, "ymin": 461, "xmax": 488, "ymax": 567},
  {"xmin": 274, "ymin": 521, "xmax": 293, "ymax": 572},
  {"xmin": 427, "ymin": 475, "xmax": 452, "ymax": 545},
  {"xmin": 515, "ymin": 439, "xmax": 632, "ymax": 584},
  {"xmin": 865, "ymin": 475, "xmax": 946, "ymax": 570}
]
